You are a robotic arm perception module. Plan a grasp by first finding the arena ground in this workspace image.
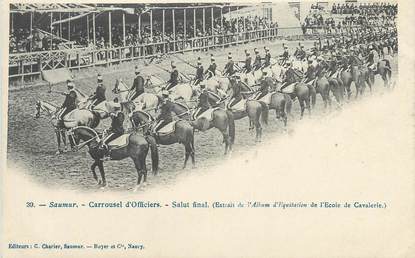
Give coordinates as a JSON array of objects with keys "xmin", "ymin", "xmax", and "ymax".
[{"xmin": 7, "ymin": 39, "xmax": 398, "ymax": 192}]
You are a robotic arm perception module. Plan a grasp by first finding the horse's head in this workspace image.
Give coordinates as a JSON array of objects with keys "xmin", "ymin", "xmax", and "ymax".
[
  {"xmin": 68, "ymin": 126, "xmax": 99, "ymax": 149},
  {"xmin": 171, "ymin": 101, "xmax": 191, "ymax": 119}
]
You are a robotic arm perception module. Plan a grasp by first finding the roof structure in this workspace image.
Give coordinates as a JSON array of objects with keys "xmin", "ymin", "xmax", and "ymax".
[{"xmin": 10, "ymin": 3, "xmax": 97, "ymax": 13}]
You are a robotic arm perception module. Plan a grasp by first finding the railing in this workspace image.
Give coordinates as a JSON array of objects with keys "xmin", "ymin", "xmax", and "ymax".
[{"xmin": 9, "ymin": 27, "xmax": 290, "ymax": 84}]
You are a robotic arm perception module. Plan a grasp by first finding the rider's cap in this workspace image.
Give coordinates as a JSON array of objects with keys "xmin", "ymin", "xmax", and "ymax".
[
  {"xmin": 197, "ymin": 61, "xmax": 202, "ymax": 65},
  {"xmin": 67, "ymin": 82, "xmax": 75, "ymax": 88},
  {"xmin": 262, "ymin": 70, "xmax": 268, "ymax": 75},
  {"xmin": 246, "ymin": 52, "xmax": 250, "ymax": 56},
  {"xmin": 97, "ymin": 74, "xmax": 103, "ymax": 81},
  {"xmin": 211, "ymin": 58, "xmax": 215, "ymax": 62},
  {"xmin": 200, "ymin": 81, "xmax": 206, "ymax": 87},
  {"xmin": 254, "ymin": 48, "xmax": 259, "ymax": 53}
]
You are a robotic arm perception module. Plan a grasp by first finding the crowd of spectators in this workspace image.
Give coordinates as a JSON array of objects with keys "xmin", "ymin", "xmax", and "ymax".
[
  {"xmin": 302, "ymin": 2, "xmax": 397, "ymax": 35},
  {"xmin": 9, "ymin": 13, "xmax": 277, "ymax": 54}
]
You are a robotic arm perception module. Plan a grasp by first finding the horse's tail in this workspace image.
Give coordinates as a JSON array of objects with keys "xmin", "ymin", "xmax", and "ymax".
[
  {"xmin": 259, "ymin": 101, "xmax": 269, "ymax": 125},
  {"xmin": 145, "ymin": 135, "xmax": 159, "ymax": 173},
  {"xmin": 283, "ymin": 94, "xmax": 292, "ymax": 116},
  {"xmin": 226, "ymin": 110, "xmax": 235, "ymax": 144}
]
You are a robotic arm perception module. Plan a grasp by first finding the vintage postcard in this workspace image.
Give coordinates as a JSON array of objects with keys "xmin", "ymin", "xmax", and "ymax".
[{"xmin": 1, "ymin": 0, "xmax": 414, "ymax": 257}]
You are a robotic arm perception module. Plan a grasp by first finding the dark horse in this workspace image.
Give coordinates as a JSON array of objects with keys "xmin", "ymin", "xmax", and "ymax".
[
  {"xmin": 226, "ymin": 79, "xmax": 269, "ymax": 142},
  {"xmin": 130, "ymin": 110, "xmax": 196, "ymax": 169},
  {"xmin": 68, "ymin": 126, "xmax": 159, "ymax": 190},
  {"xmin": 277, "ymin": 81, "xmax": 311, "ymax": 118},
  {"xmin": 165, "ymin": 100, "xmax": 235, "ymax": 155}
]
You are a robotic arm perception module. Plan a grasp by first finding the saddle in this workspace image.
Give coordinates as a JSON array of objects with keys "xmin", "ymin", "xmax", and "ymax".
[
  {"xmin": 279, "ymin": 83, "xmax": 297, "ymax": 94},
  {"xmin": 193, "ymin": 107, "xmax": 220, "ymax": 122},
  {"xmin": 157, "ymin": 121, "xmax": 177, "ymax": 136},
  {"xmin": 257, "ymin": 92, "xmax": 274, "ymax": 105},
  {"xmin": 60, "ymin": 109, "xmax": 79, "ymax": 128},
  {"xmin": 227, "ymin": 98, "xmax": 247, "ymax": 112},
  {"xmin": 107, "ymin": 133, "xmax": 131, "ymax": 150}
]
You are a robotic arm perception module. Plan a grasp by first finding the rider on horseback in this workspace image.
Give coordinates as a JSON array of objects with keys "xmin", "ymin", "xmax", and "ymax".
[
  {"xmin": 89, "ymin": 73, "xmax": 106, "ymax": 109},
  {"xmin": 254, "ymin": 71, "xmax": 272, "ymax": 100},
  {"xmin": 228, "ymin": 75, "xmax": 243, "ymax": 108},
  {"xmin": 165, "ymin": 62, "xmax": 179, "ymax": 91},
  {"xmin": 303, "ymin": 60, "xmax": 316, "ymax": 84},
  {"xmin": 280, "ymin": 44, "xmax": 289, "ymax": 66},
  {"xmin": 295, "ymin": 44, "xmax": 306, "ymax": 61},
  {"xmin": 242, "ymin": 50, "xmax": 252, "ymax": 73},
  {"xmin": 204, "ymin": 55, "xmax": 216, "ymax": 79},
  {"xmin": 194, "ymin": 82, "xmax": 211, "ymax": 118},
  {"xmin": 57, "ymin": 80, "xmax": 77, "ymax": 127},
  {"xmin": 262, "ymin": 47, "xmax": 271, "ymax": 68},
  {"xmin": 152, "ymin": 91, "xmax": 174, "ymax": 135},
  {"xmin": 100, "ymin": 102, "xmax": 124, "ymax": 158},
  {"xmin": 130, "ymin": 66, "xmax": 145, "ymax": 100},
  {"xmin": 194, "ymin": 57, "xmax": 204, "ymax": 86},
  {"xmin": 223, "ymin": 53, "xmax": 235, "ymax": 77},
  {"xmin": 253, "ymin": 48, "xmax": 262, "ymax": 71},
  {"xmin": 280, "ymin": 61, "xmax": 301, "ymax": 91}
]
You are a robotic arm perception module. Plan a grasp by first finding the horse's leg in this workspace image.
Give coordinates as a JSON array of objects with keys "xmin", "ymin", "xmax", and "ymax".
[
  {"xmin": 97, "ymin": 160, "xmax": 106, "ymax": 187},
  {"xmin": 299, "ymin": 98, "xmax": 305, "ymax": 119},
  {"xmin": 221, "ymin": 128, "xmax": 230, "ymax": 155},
  {"xmin": 90, "ymin": 160, "xmax": 99, "ymax": 184},
  {"xmin": 183, "ymin": 143, "xmax": 190, "ymax": 169},
  {"xmin": 54, "ymin": 129, "xmax": 62, "ymax": 154},
  {"xmin": 310, "ymin": 87, "xmax": 317, "ymax": 109},
  {"xmin": 305, "ymin": 97, "xmax": 311, "ymax": 116},
  {"xmin": 132, "ymin": 156, "xmax": 146, "ymax": 191},
  {"xmin": 62, "ymin": 129, "xmax": 69, "ymax": 151}
]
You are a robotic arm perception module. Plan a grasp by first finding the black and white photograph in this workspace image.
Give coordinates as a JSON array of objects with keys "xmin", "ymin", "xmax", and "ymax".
[{"xmin": 2, "ymin": 1, "xmax": 414, "ymax": 257}]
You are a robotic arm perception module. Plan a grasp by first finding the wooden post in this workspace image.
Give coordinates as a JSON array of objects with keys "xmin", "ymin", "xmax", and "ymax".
[
  {"xmin": 68, "ymin": 13, "xmax": 71, "ymax": 41},
  {"xmin": 203, "ymin": 8, "xmax": 206, "ymax": 34},
  {"xmin": 172, "ymin": 9, "xmax": 176, "ymax": 51},
  {"xmin": 59, "ymin": 13, "xmax": 62, "ymax": 38},
  {"xmin": 50, "ymin": 12, "xmax": 53, "ymax": 50},
  {"xmin": 122, "ymin": 12, "xmax": 126, "ymax": 46},
  {"xmin": 184, "ymin": 9, "xmax": 186, "ymax": 40},
  {"xmin": 10, "ymin": 13, "xmax": 13, "ymax": 33},
  {"xmin": 211, "ymin": 7, "xmax": 214, "ymax": 34},
  {"xmin": 86, "ymin": 14, "xmax": 90, "ymax": 43},
  {"xmin": 193, "ymin": 8, "xmax": 196, "ymax": 38},
  {"xmin": 150, "ymin": 10, "xmax": 153, "ymax": 39},
  {"xmin": 93, "ymin": 13, "xmax": 96, "ymax": 46},
  {"xmin": 108, "ymin": 11, "xmax": 112, "ymax": 48},
  {"xmin": 162, "ymin": 9, "xmax": 165, "ymax": 53},
  {"xmin": 138, "ymin": 14, "xmax": 141, "ymax": 38},
  {"xmin": 30, "ymin": 12, "xmax": 33, "ymax": 52}
]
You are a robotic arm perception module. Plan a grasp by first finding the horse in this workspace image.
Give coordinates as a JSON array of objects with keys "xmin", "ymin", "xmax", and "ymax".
[
  {"xmin": 376, "ymin": 59, "xmax": 393, "ymax": 87},
  {"xmin": 68, "ymin": 126, "xmax": 158, "ymax": 190},
  {"xmin": 277, "ymin": 81, "xmax": 311, "ymax": 118},
  {"xmin": 129, "ymin": 110, "xmax": 196, "ymax": 169},
  {"xmin": 226, "ymin": 79, "xmax": 269, "ymax": 142},
  {"xmin": 113, "ymin": 78, "xmax": 160, "ymax": 113},
  {"xmin": 312, "ymin": 72, "xmax": 332, "ymax": 109},
  {"xmin": 34, "ymin": 100, "xmax": 101, "ymax": 154},
  {"xmin": 166, "ymin": 100, "xmax": 235, "ymax": 155},
  {"xmin": 146, "ymin": 75, "xmax": 194, "ymax": 101}
]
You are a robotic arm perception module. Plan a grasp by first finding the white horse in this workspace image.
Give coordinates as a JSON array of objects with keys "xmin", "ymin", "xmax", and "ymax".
[
  {"xmin": 146, "ymin": 75, "xmax": 194, "ymax": 101},
  {"xmin": 34, "ymin": 100, "xmax": 101, "ymax": 154},
  {"xmin": 113, "ymin": 78, "xmax": 160, "ymax": 112}
]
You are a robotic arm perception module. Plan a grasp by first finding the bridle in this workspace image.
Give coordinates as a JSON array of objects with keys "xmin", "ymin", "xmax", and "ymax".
[{"xmin": 67, "ymin": 126, "xmax": 101, "ymax": 151}]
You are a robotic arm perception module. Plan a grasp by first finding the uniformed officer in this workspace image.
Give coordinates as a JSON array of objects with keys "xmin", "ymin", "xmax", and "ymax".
[
  {"xmin": 243, "ymin": 50, "xmax": 252, "ymax": 73},
  {"xmin": 263, "ymin": 47, "xmax": 271, "ymax": 68},
  {"xmin": 130, "ymin": 66, "xmax": 145, "ymax": 100},
  {"xmin": 152, "ymin": 91, "xmax": 174, "ymax": 134},
  {"xmin": 90, "ymin": 73, "xmax": 106, "ymax": 109},
  {"xmin": 100, "ymin": 102, "xmax": 124, "ymax": 156},
  {"xmin": 57, "ymin": 80, "xmax": 77, "ymax": 127},
  {"xmin": 205, "ymin": 55, "xmax": 217, "ymax": 79},
  {"xmin": 280, "ymin": 44, "xmax": 289, "ymax": 65},
  {"xmin": 228, "ymin": 75, "xmax": 243, "ymax": 108},
  {"xmin": 194, "ymin": 57, "xmax": 204, "ymax": 85},
  {"xmin": 253, "ymin": 48, "xmax": 262, "ymax": 71},
  {"xmin": 223, "ymin": 52, "xmax": 235, "ymax": 76},
  {"xmin": 194, "ymin": 81, "xmax": 211, "ymax": 118},
  {"xmin": 166, "ymin": 62, "xmax": 179, "ymax": 90},
  {"xmin": 255, "ymin": 71, "xmax": 273, "ymax": 100}
]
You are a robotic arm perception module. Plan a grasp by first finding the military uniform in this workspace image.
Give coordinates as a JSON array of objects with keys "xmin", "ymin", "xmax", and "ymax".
[
  {"xmin": 130, "ymin": 73, "xmax": 145, "ymax": 100},
  {"xmin": 224, "ymin": 59, "xmax": 235, "ymax": 76},
  {"xmin": 256, "ymin": 76, "xmax": 273, "ymax": 100},
  {"xmin": 154, "ymin": 98, "xmax": 174, "ymax": 132},
  {"xmin": 58, "ymin": 87, "xmax": 77, "ymax": 126},
  {"xmin": 166, "ymin": 68, "xmax": 179, "ymax": 90},
  {"xmin": 263, "ymin": 52, "xmax": 271, "ymax": 68},
  {"xmin": 194, "ymin": 88, "xmax": 211, "ymax": 118},
  {"xmin": 244, "ymin": 54, "xmax": 252, "ymax": 73},
  {"xmin": 253, "ymin": 53, "xmax": 262, "ymax": 71},
  {"xmin": 103, "ymin": 111, "xmax": 125, "ymax": 146},
  {"xmin": 91, "ymin": 83, "xmax": 106, "ymax": 108},
  {"xmin": 229, "ymin": 80, "xmax": 243, "ymax": 107},
  {"xmin": 194, "ymin": 64, "xmax": 204, "ymax": 85},
  {"xmin": 205, "ymin": 60, "xmax": 217, "ymax": 79}
]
